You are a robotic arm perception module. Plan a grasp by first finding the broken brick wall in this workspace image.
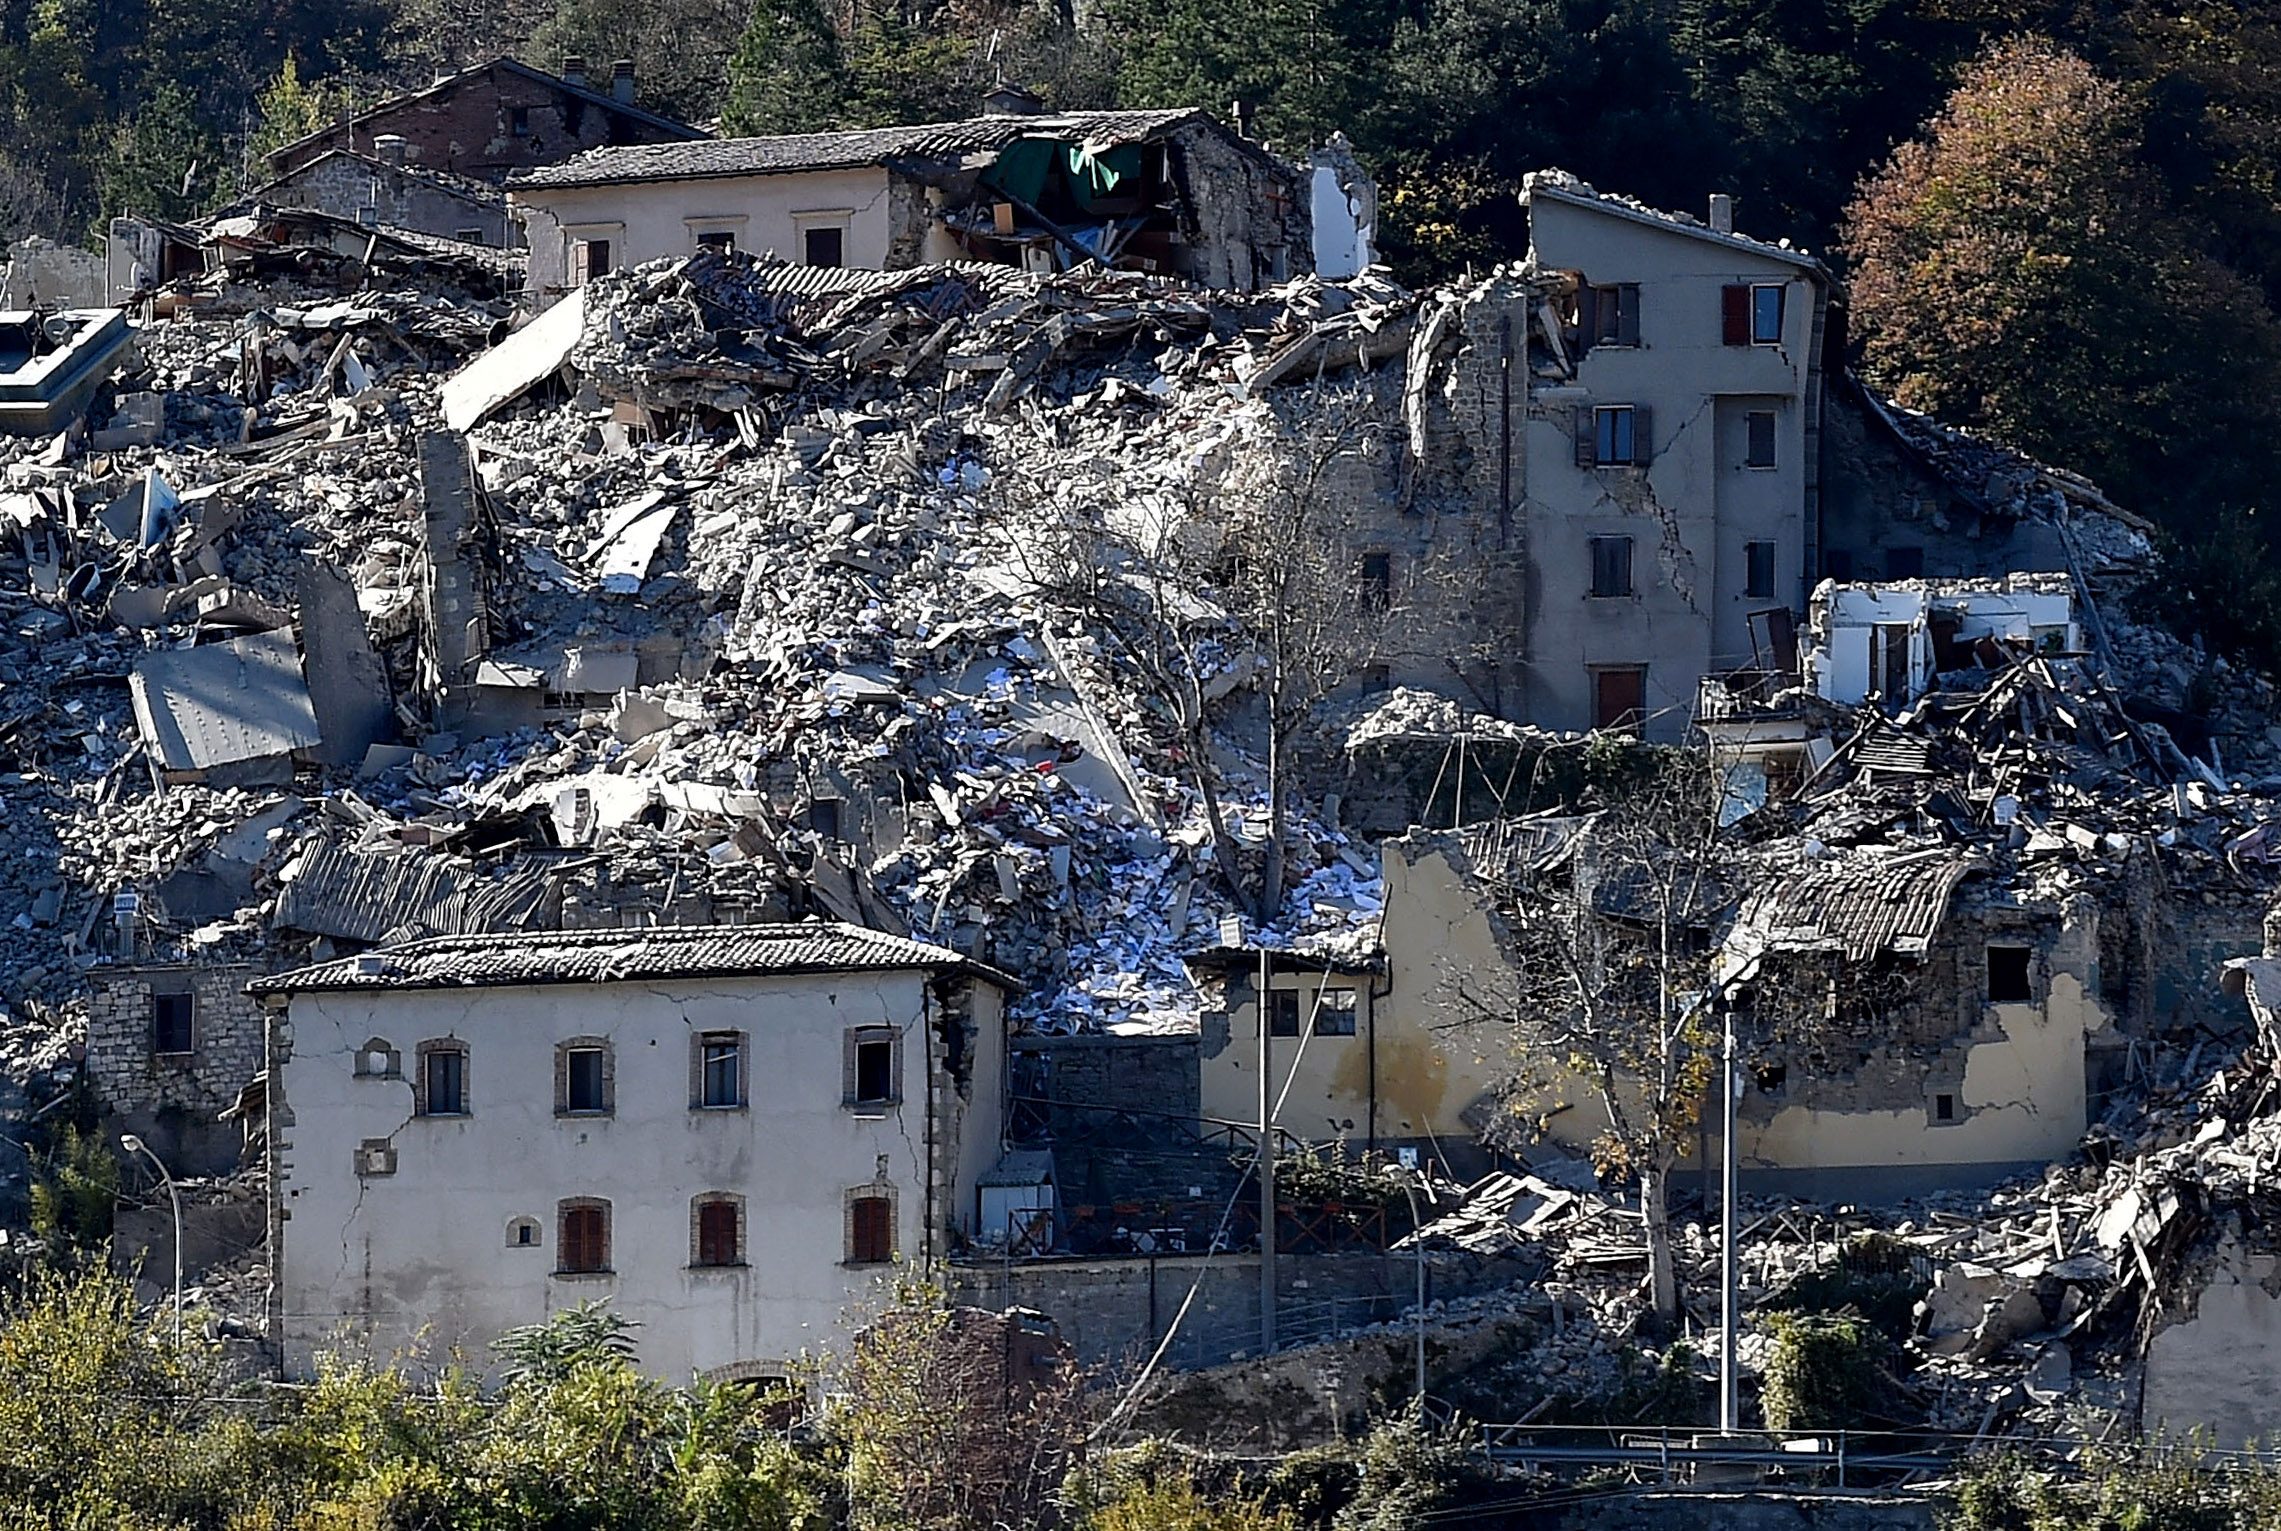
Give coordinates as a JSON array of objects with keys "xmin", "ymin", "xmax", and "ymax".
[
  {"xmin": 256, "ymin": 156, "xmax": 515, "ymax": 248},
  {"xmin": 88, "ymin": 964, "xmax": 262, "ymax": 1178},
  {"xmin": 1164, "ymin": 128, "xmax": 1311, "ymax": 290},
  {"xmin": 271, "ymin": 65, "xmax": 686, "ymax": 184}
]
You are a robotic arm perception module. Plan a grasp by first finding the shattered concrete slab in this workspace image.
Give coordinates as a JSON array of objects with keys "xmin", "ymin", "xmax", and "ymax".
[{"xmin": 128, "ymin": 629, "xmax": 322, "ymax": 784}]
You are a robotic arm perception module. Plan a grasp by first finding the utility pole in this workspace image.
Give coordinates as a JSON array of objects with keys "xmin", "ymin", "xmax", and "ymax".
[
  {"xmin": 1719, "ymin": 1001, "xmax": 1739, "ymax": 1434},
  {"xmin": 1257, "ymin": 936, "xmax": 1276, "ymax": 1356}
]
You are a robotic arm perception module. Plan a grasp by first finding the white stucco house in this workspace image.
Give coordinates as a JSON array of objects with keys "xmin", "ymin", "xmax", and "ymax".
[
  {"xmin": 252, "ymin": 922, "xmax": 1012, "ymax": 1383},
  {"xmin": 505, "ymin": 98, "xmax": 1374, "ymax": 306}
]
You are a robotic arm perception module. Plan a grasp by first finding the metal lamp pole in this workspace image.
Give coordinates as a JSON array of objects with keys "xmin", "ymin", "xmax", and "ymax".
[
  {"xmin": 120, "ymin": 1134, "xmax": 182, "ymax": 1351},
  {"xmin": 1397, "ymin": 1169, "xmax": 1427, "ymax": 1403},
  {"xmin": 1719, "ymin": 1005, "xmax": 1739, "ymax": 1434}
]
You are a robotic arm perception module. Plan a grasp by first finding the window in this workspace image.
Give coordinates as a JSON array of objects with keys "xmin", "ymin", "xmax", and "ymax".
[
  {"xmin": 1593, "ymin": 666, "xmax": 1647, "ymax": 732},
  {"xmin": 1722, "ymin": 282, "xmax": 1787, "ymax": 346},
  {"xmin": 1752, "ymin": 283, "xmax": 1785, "ymax": 343},
  {"xmin": 510, "ymin": 105, "xmax": 530, "ymax": 135},
  {"xmin": 1589, "ymin": 536, "xmax": 1634, "ymax": 598},
  {"xmin": 695, "ymin": 1031, "xmax": 746, "ymax": 1109},
  {"xmin": 152, "ymin": 993, "xmax": 194, "ymax": 1055},
  {"xmin": 1933, "ymin": 1093, "xmax": 1957, "ymax": 1124},
  {"xmin": 1268, "ymin": 990, "xmax": 1301, "ymax": 1038},
  {"xmin": 1595, "ymin": 407, "xmax": 1635, "ymax": 465},
  {"xmin": 558, "ymin": 1200, "xmax": 611, "ymax": 1274},
  {"xmin": 1873, "ymin": 622, "xmax": 1912, "ymax": 698},
  {"xmin": 1745, "ymin": 541, "xmax": 1777, "ymax": 600},
  {"xmin": 695, "ymin": 229, "xmax": 735, "ymax": 255},
  {"xmin": 1755, "ymin": 1064, "xmax": 1787, "ymax": 1097},
  {"xmin": 1582, "ymin": 282, "xmax": 1640, "ymax": 348},
  {"xmin": 558, "ymin": 1040, "xmax": 611, "ymax": 1115},
  {"xmin": 572, "ymin": 237, "xmax": 611, "ymax": 286},
  {"xmin": 803, "ymin": 225, "xmax": 845, "ymax": 268},
  {"xmin": 848, "ymin": 1028, "xmax": 897, "ymax": 1106},
  {"xmin": 1357, "ymin": 551, "xmax": 1391, "ymax": 613},
  {"xmin": 506, "ymin": 1216, "xmax": 541, "ymax": 1249},
  {"xmin": 1745, "ymin": 410, "xmax": 1777, "ymax": 469},
  {"xmin": 455, "ymin": 228, "xmax": 487, "ymax": 245},
  {"xmin": 1312, "ymin": 989, "xmax": 1358, "ymax": 1037},
  {"xmin": 417, "ymin": 1042, "xmax": 468, "ymax": 1117},
  {"xmin": 354, "ymin": 1039, "xmax": 400, "ymax": 1079},
  {"xmin": 849, "ymin": 1193, "xmax": 894, "ymax": 1265},
  {"xmin": 807, "ymin": 798, "xmax": 843, "ymax": 839},
  {"xmin": 1988, "ymin": 945, "xmax": 2034, "ymax": 1004},
  {"xmin": 1884, "ymin": 545, "xmax": 1925, "ymax": 580},
  {"xmin": 694, "ymin": 1196, "xmax": 743, "ymax": 1266}
]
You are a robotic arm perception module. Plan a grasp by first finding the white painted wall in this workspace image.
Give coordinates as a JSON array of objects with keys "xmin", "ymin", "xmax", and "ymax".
[
  {"xmin": 1309, "ymin": 163, "xmax": 1372, "ymax": 281},
  {"xmin": 1810, "ymin": 586, "xmax": 1929, "ymax": 704},
  {"xmin": 515, "ymin": 165, "xmax": 901, "ymax": 302},
  {"xmin": 1522, "ymin": 192, "xmax": 1823, "ymax": 739},
  {"xmin": 276, "ymin": 970, "xmax": 1003, "ymax": 1381}
]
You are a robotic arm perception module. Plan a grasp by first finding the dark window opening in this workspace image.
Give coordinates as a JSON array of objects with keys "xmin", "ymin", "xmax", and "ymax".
[
  {"xmin": 423, "ymin": 1047, "xmax": 467, "ymax": 1116},
  {"xmin": 455, "ymin": 228, "xmax": 486, "ymax": 245},
  {"xmin": 573, "ymin": 237, "xmax": 611, "ymax": 285},
  {"xmin": 1824, "ymin": 549, "xmax": 1854, "ymax": 582},
  {"xmin": 513, "ymin": 1219, "xmax": 539, "ymax": 1247},
  {"xmin": 803, "ymin": 225, "xmax": 845, "ymax": 268},
  {"xmin": 152, "ymin": 993, "xmax": 194, "ymax": 1055},
  {"xmin": 1268, "ymin": 990, "xmax": 1301, "ymax": 1038},
  {"xmin": 854, "ymin": 1038, "xmax": 893, "ymax": 1104},
  {"xmin": 1745, "ymin": 410, "xmax": 1777, "ymax": 468},
  {"xmin": 559, "ymin": 1203, "xmax": 609, "ymax": 1273},
  {"xmin": 696, "ymin": 1199, "xmax": 741, "ymax": 1266},
  {"xmin": 1583, "ymin": 282, "xmax": 1640, "ymax": 348},
  {"xmin": 1988, "ymin": 945, "xmax": 2034, "ymax": 1004},
  {"xmin": 1357, "ymin": 551, "xmax": 1391, "ymax": 613},
  {"xmin": 808, "ymin": 798, "xmax": 843, "ymax": 839},
  {"xmin": 1755, "ymin": 1064, "xmax": 1787, "ymax": 1097},
  {"xmin": 695, "ymin": 229, "xmax": 735, "ymax": 254},
  {"xmin": 1313, "ymin": 989, "xmax": 1358, "ymax": 1036},
  {"xmin": 1934, "ymin": 1093, "xmax": 1957, "ymax": 1123},
  {"xmin": 510, "ymin": 106, "xmax": 530, "ymax": 135},
  {"xmin": 565, "ymin": 1047, "xmax": 606, "ymax": 1113},
  {"xmin": 1590, "ymin": 536, "xmax": 1634, "ymax": 598},
  {"xmin": 699, "ymin": 1034, "xmax": 743, "ymax": 1108},
  {"xmin": 1745, "ymin": 541, "xmax": 1777, "ymax": 600},
  {"xmin": 1884, "ymin": 545, "xmax": 1925, "ymax": 580},
  {"xmin": 850, "ymin": 1195, "xmax": 893, "ymax": 1264}
]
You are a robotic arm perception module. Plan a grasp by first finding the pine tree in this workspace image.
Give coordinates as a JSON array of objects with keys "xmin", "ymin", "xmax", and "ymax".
[{"xmin": 722, "ymin": 0, "xmax": 847, "ymax": 137}]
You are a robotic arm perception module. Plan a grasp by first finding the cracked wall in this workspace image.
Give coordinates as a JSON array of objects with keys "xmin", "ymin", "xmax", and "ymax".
[{"xmin": 271, "ymin": 969, "xmax": 999, "ymax": 1381}]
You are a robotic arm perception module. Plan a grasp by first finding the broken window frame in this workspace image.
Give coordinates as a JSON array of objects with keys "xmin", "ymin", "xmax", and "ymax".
[
  {"xmin": 1744, "ymin": 540, "xmax": 1778, "ymax": 600},
  {"xmin": 151, "ymin": 991, "xmax": 195, "ymax": 1056},
  {"xmin": 1745, "ymin": 410, "xmax": 1777, "ymax": 469},
  {"xmin": 1582, "ymin": 283, "xmax": 1641, "ymax": 349},
  {"xmin": 1986, "ymin": 944, "xmax": 2035, "ymax": 1005},
  {"xmin": 1589, "ymin": 535, "xmax": 1635, "ymax": 599}
]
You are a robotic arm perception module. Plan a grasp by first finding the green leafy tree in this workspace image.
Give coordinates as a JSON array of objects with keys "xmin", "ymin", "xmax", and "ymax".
[
  {"xmin": 529, "ymin": 0, "xmax": 753, "ymax": 127},
  {"xmin": 246, "ymin": 56, "xmax": 363, "ymax": 169},
  {"xmin": 723, "ymin": 0, "xmax": 850, "ymax": 136},
  {"xmin": 96, "ymin": 80, "xmax": 222, "ymax": 228}
]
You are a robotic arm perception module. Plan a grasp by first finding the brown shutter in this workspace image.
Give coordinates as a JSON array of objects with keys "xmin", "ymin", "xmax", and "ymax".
[
  {"xmin": 1631, "ymin": 404, "xmax": 1653, "ymax": 466},
  {"xmin": 1575, "ymin": 286, "xmax": 1598, "ymax": 352},
  {"xmin": 1616, "ymin": 285, "xmax": 1640, "ymax": 347},
  {"xmin": 853, "ymin": 1197, "xmax": 892, "ymax": 1262},
  {"xmin": 698, "ymin": 1201, "xmax": 737, "ymax": 1265},
  {"xmin": 1575, "ymin": 406, "xmax": 1597, "ymax": 468},
  {"xmin": 1721, "ymin": 284, "xmax": 1749, "ymax": 345}
]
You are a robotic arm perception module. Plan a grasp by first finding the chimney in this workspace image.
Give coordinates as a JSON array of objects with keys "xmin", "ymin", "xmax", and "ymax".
[
  {"xmin": 563, "ymin": 54, "xmax": 587, "ymax": 90},
  {"xmin": 1231, "ymin": 98, "xmax": 1256, "ymax": 138},
  {"xmin": 1708, "ymin": 193, "xmax": 1733, "ymax": 234},
  {"xmin": 373, "ymin": 133, "xmax": 410, "ymax": 167},
  {"xmin": 610, "ymin": 58, "xmax": 635, "ymax": 106}
]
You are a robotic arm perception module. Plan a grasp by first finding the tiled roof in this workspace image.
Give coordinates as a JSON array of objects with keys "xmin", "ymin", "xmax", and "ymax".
[
  {"xmin": 1522, "ymin": 169, "xmax": 1828, "ymax": 277},
  {"xmin": 1736, "ymin": 849, "xmax": 1976, "ymax": 962},
  {"xmin": 509, "ymin": 108, "xmax": 1209, "ymax": 191},
  {"xmin": 249, "ymin": 921, "xmax": 1014, "ymax": 995}
]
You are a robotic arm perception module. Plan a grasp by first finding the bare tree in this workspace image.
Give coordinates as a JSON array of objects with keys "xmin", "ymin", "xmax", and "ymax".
[{"xmin": 1443, "ymin": 744, "xmax": 1742, "ymax": 1324}]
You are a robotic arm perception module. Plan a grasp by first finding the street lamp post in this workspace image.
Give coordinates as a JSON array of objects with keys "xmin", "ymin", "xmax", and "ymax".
[
  {"xmin": 1395, "ymin": 1167, "xmax": 1428, "ymax": 1404},
  {"xmin": 120, "ymin": 1134, "xmax": 182, "ymax": 1351}
]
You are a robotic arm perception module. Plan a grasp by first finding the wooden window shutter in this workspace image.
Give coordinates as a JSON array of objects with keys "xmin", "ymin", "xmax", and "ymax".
[
  {"xmin": 1631, "ymin": 404, "xmax": 1653, "ymax": 465},
  {"xmin": 852, "ymin": 1197, "xmax": 892, "ymax": 1263},
  {"xmin": 1721, "ymin": 284, "xmax": 1750, "ymax": 345},
  {"xmin": 1575, "ymin": 286, "xmax": 1598, "ymax": 352},
  {"xmin": 1574, "ymin": 406, "xmax": 1597, "ymax": 468},
  {"xmin": 1615, "ymin": 285, "xmax": 1640, "ymax": 347}
]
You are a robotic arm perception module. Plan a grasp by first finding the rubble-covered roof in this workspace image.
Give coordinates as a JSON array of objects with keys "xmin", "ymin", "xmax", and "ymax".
[
  {"xmin": 509, "ymin": 108, "xmax": 1216, "ymax": 191},
  {"xmin": 236, "ymin": 148, "xmax": 507, "ymax": 213},
  {"xmin": 1520, "ymin": 169, "xmax": 1828, "ymax": 277},
  {"xmin": 248, "ymin": 921, "xmax": 1014, "ymax": 994},
  {"xmin": 1734, "ymin": 848, "xmax": 1977, "ymax": 962}
]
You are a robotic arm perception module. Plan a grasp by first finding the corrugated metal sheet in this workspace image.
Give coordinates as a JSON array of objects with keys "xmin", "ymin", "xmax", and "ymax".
[
  {"xmin": 129, "ymin": 629, "xmax": 322, "ymax": 774},
  {"xmin": 251, "ymin": 920, "xmax": 1013, "ymax": 994},
  {"xmin": 274, "ymin": 841, "xmax": 559, "ymax": 944}
]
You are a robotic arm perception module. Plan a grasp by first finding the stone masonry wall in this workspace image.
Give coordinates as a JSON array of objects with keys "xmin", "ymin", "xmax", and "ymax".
[{"xmin": 88, "ymin": 965, "xmax": 262, "ymax": 1177}]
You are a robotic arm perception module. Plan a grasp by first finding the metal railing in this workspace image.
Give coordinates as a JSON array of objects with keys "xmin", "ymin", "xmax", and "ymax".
[{"xmin": 1476, "ymin": 1423, "xmax": 1950, "ymax": 1486}]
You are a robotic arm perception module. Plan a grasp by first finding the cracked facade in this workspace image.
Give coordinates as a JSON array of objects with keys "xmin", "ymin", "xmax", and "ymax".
[{"xmin": 253, "ymin": 928, "xmax": 1006, "ymax": 1379}]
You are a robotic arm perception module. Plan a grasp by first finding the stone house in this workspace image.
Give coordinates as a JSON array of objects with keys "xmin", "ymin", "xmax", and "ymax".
[
  {"xmin": 251, "ymin": 922, "xmax": 1011, "ymax": 1382},
  {"xmin": 507, "ymin": 101, "xmax": 1334, "ymax": 306},
  {"xmin": 264, "ymin": 56, "xmax": 704, "ymax": 187},
  {"xmin": 86, "ymin": 965, "xmax": 265, "ymax": 1178},
  {"xmin": 229, "ymin": 148, "xmax": 517, "ymax": 249}
]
